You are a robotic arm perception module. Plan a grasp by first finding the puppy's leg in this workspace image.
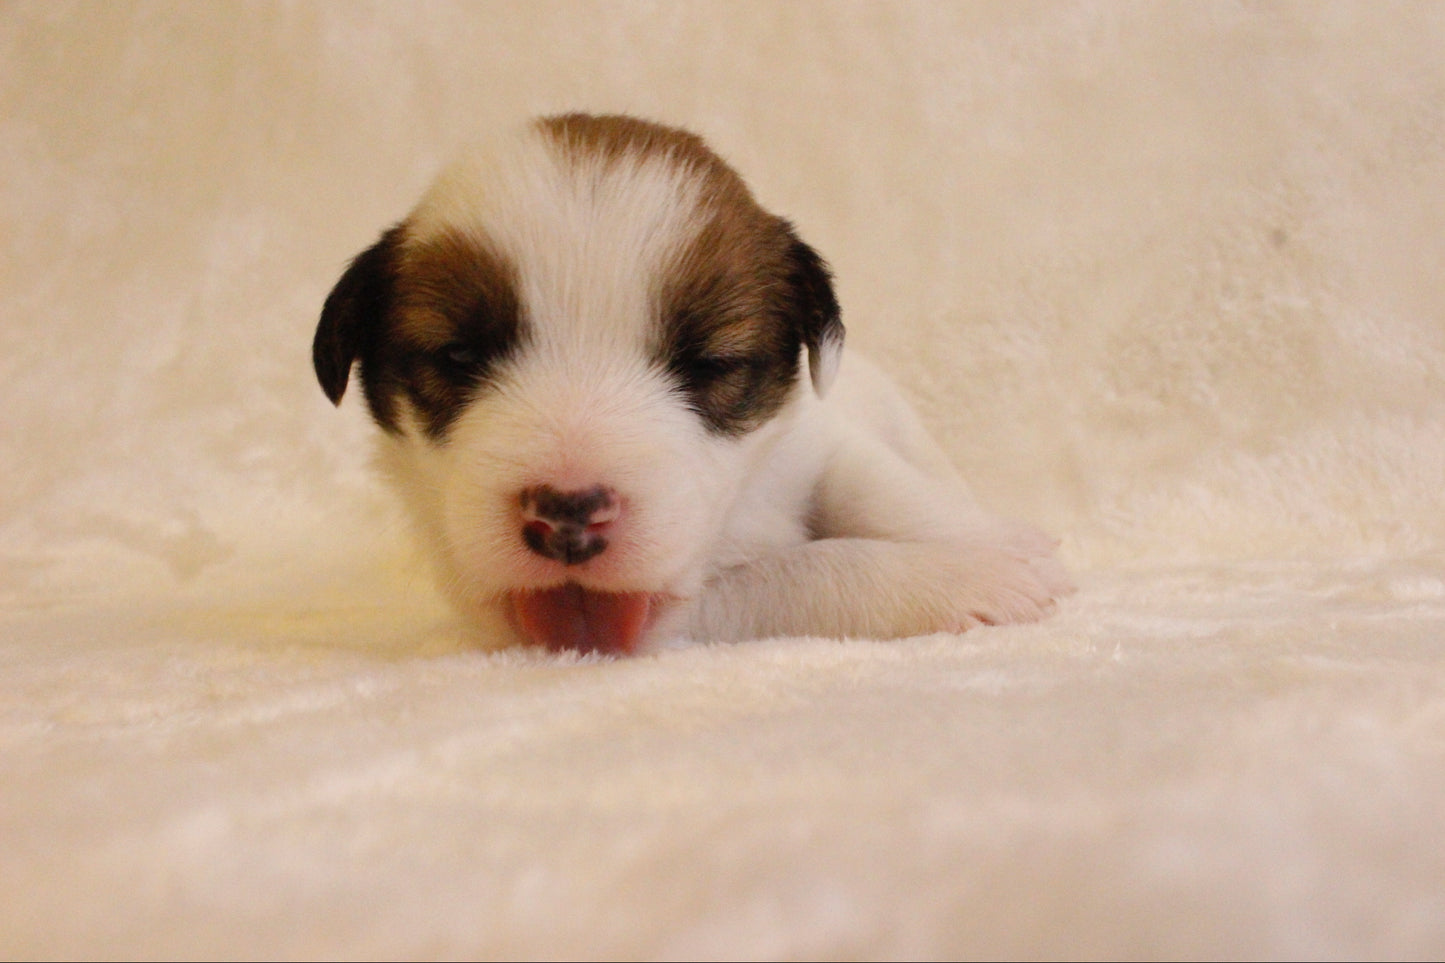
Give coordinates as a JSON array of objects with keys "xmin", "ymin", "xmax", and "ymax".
[{"xmin": 693, "ymin": 432, "xmax": 1072, "ymax": 642}]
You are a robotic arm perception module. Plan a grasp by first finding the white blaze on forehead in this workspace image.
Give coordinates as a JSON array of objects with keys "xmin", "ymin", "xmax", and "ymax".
[{"xmin": 407, "ymin": 124, "xmax": 710, "ymax": 362}]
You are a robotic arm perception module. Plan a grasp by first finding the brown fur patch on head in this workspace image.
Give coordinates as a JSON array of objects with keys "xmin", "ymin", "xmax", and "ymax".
[
  {"xmin": 538, "ymin": 113, "xmax": 752, "ymax": 204},
  {"xmin": 367, "ymin": 227, "xmax": 525, "ymax": 438},
  {"xmin": 660, "ymin": 211, "xmax": 811, "ymax": 434},
  {"xmin": 393, "ymin": 228, "xmax": 522, "ymax": 351}
]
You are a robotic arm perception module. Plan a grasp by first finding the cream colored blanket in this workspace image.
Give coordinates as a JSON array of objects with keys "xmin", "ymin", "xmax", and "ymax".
[{"xmin": 4, "ymin": 3, "xmax": 1443, "ymax": 957}]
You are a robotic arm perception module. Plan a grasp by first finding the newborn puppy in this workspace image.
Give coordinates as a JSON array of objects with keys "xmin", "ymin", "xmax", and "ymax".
[{"xmin": 313, "ymin": 113, "xmax": 1071, "ymax": 655}]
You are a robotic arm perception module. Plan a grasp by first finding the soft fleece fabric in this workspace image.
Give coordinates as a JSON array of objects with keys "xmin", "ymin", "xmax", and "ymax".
[{"xmin": 3, "ymin": 2, "xmax": 1444, "ymax": 958}]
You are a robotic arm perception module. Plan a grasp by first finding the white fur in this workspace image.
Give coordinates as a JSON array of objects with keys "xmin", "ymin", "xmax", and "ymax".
[{"xmin": 371, "ymin": 121, "xmax": 1070, "ymax": 652}]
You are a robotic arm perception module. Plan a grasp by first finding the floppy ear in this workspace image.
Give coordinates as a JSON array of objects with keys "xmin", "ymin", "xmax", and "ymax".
[
  {"xmin": 312, "ymin": 227, "xmax": 402, "ymax": 405},
  {"xmin": 781, "ymin": 231, "xmax": 845, "ymax": 397}
]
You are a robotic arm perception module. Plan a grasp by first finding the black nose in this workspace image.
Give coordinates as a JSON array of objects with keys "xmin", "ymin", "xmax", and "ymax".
[{"xmin": 519, "ymin": 485, "xmax": 619, "ymax": 565}]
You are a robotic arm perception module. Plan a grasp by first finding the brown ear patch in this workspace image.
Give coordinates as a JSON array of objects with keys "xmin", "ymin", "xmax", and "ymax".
[
  {"xmin": 660, "ymin": 225, "xmax": 841, "ymax": 435},
  {"xmin": 324, "ymin": 225, "xmax": 525, "ymax": 439},
  {"xmin": 381, "ymin": 228, "xmax": 526, "ymax": 439},
  {"xmin": 656, "ymin": 202, "xmax": 843, "ymax": 435},
  {"xmin": 392, "ymin": 228, "xmax": 523, "ymax": 353},
  {"xmin": 659, "ymin": 211, "xmax": 807, "ymax": 435}
]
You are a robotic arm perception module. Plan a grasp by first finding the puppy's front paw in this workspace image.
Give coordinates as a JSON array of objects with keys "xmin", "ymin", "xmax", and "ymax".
[
  {"xmin": 688, "ymin": 527, "xmax": 1072, "ymax": 643},
  {"xmin": 944, "ymin": 523, "xmax": 1074, "ymax": 629}
]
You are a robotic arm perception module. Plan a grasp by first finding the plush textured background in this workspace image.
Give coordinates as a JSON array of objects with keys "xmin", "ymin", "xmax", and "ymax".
[{"xmin": 4, "ymin": 1, "xmax": 1445, "ymax": 958}]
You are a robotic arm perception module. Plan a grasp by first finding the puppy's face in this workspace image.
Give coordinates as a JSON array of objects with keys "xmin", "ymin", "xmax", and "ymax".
[{"xmin": 314, "ymin": 115, "xmax": 842, "ymax": 655}]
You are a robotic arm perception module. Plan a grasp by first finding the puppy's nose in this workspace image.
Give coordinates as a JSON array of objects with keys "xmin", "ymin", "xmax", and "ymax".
[{"xmin": 519, "ymin": 484, "xmax": 620, "ymax": 565}]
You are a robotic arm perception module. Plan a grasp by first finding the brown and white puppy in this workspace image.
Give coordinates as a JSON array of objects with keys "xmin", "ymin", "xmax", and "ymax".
[{"xmin": 314, "ymin": 113, "xmax": 1071, "ymax": 655}]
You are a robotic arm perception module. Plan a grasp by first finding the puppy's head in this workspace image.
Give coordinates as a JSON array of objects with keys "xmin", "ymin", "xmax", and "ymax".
[{"xmin": 313, "ymin": 114, "xmax": 842, "ymax": 654}]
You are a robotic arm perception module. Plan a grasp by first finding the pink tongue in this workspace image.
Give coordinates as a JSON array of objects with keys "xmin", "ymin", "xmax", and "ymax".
[{"xmin": 512, "ymin": 586, "xmax": 653, "ymax": 655}]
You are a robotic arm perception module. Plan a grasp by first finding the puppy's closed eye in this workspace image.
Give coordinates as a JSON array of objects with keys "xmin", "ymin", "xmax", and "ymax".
[
  {"xmin": 430, "ymin": 341, "xmax": 492, "ymax": 382},
  {"xmin": 667, "ymin": 345, "xmax": 792, "ymax": 435},
  {"xmin": 676, "ymin": 350, "xmax": 754, "ymax": 384}
]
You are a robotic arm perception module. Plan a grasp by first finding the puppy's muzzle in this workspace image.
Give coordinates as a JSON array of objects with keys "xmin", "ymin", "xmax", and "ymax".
[{"xmin": 519, "ymin": 484, "xmax": 619, "ymax": 565}]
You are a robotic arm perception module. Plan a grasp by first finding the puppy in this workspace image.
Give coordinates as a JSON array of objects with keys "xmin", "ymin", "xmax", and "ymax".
[{"xmin": 313, "ymin": 113, "xmax": 1071, "ymax": 655}]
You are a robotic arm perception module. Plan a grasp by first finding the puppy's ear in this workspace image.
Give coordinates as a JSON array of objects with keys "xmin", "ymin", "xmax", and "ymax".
[
  {"xmin": 782, "ymin": 231, "xmax": 845, "ymax": 397},
  {"xmin": 312, "ymin": 227, "xmax": 402, "ymax": 405}
]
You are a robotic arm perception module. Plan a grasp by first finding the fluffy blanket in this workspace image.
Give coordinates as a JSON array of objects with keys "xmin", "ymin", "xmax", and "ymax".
[{"xmin": 3, "ymin": 2, "xmax": 1443, "ymax": 958}]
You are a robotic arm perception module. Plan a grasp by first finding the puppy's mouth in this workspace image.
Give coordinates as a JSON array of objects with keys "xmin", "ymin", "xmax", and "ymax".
[{"xmin": 509, "ymin": 585, "xmax": 663, "ymax": 656}]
